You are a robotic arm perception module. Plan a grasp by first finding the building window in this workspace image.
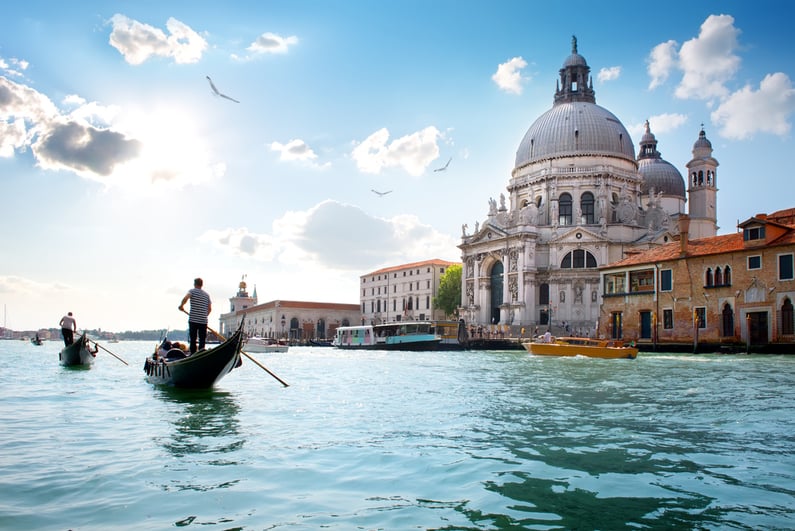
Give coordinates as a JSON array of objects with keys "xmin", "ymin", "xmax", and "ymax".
[
  {"xmin": 779, "ymin": 254, "xmax": 794, "ymax": 281},
  {"xmin": 604, "ymin": 273, "xmax": 626, "ymax": 295},
  {"xmin": 580, "ymin": 192, "xmax": 595, "ymax": 224},
  {"xmin": 782, "ymin": 298, "xmax": 794, "ymax": 335},
  {"xmin": 561, "ymin": 249, "xmax": 597, "ymax": 268},
  {"xmin": 695, "ymin": 307, "xmax": 706, "ymax": 329},
  {"xmin": 722, "ymin": 303, "xmax": 734, "ymax": 337},
  {"xmin": 427, "ymin": 280, "xmax": 430, "ymax": 289},
  {"xmin": 748, "ymin": 255, "xmax": 761, "ymax": 270},
  {"xmin": 559, "ymin": 193, "xmax": 573, "ymax": 225},
  {"xmin": 724, "ymin": 265, "xmax": 732, "ymax": 285},
  {"xmin": 705, "ymin": 268, "xmax": 713, "ymax": 287},
  {"xmin": 630, "ymin": 269, "xmax": 654, "ymax": 292},
  {"xmin": 539, "ymin": 283, "xmax": 550, "ymax": 305},
  {"xmin": 426, "ymin": 296, "xmax": 430, "ymax": 309},
  {"xmin": 660, "ymin": 269, "xmax": 673, "ymax": 292},
  {"xmin": 663, "ymin": 309, "xmax": 673, "ymax": 329},
  {"xmin": 714, "ymin": 267, "xmax": 722, "ymax": 286},
  {"xmin": 743, "ymin": 226, "xmax": 765, "ymax": 241}
]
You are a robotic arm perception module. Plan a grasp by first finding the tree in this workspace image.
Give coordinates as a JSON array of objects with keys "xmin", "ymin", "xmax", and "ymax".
[{"xmin": 434, "ymin": 264, "xmax": 462, "ymax": 318}]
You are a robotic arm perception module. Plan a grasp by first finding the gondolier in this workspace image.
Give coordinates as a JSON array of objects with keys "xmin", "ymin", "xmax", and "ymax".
[
  {"xmin": 179, "ymin": 277, "xmax": 212, "ymax": 353},
  {"xmin": 59, "ymin": 311, "xmax": 77, "ymax": 346}
]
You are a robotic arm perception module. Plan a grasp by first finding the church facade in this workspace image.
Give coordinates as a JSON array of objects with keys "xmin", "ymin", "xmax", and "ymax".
[{"xmin": 458, "ymin": 37, "xmax": 718, "ymax": 335}]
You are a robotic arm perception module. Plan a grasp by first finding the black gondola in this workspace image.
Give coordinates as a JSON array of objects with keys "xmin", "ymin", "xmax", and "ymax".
[
  {"xmin": 59, "ymin": 334, "xmax": 96, "ymax": 367},
  {"xmin": 143, "ymin": 322, "xmax": 244, "ymax": 388}
]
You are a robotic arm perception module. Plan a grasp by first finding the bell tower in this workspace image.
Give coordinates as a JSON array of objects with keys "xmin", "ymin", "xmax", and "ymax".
[
  {"xmin": 686, "ymin": 127, "xmax": 719, "ymax": 239},
  {"xmin": 229, "ymin": 274, "xmax": 256, "ymax": 313}
]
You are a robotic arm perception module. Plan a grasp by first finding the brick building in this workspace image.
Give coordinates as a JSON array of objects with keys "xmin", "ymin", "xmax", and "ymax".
[{"xmin": 598, "ymin": 210, "xmax": 795, "ymax": 351}]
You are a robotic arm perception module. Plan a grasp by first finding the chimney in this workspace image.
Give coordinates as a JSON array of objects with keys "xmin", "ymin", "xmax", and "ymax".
[{"xmin": 679, "ymin": 214, "xmax": 690, "ymax": 255}]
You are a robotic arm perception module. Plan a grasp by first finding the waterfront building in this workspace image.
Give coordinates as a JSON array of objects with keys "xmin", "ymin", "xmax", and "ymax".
[
  {"xmin": 360, "ymin": 259, "xmax": 459, "ymax": 324},
  {"xmin": 459, "ymin": 36, "xmax": 717, "ymax": 335},
  {"xmin": 218, "ymin": 277, "xmax": 360, "ymax": 341},
  {"xmin": 599, "ymin": 210, "xmax": 795, "ymax": 350}
]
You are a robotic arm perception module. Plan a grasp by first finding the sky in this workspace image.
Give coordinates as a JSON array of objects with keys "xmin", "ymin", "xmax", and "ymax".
[{"xmin": 2, "ymin": 1, "xmax": 794, "ymax": 333}]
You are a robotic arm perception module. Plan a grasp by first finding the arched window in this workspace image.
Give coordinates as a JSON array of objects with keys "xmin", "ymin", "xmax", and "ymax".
[
  {"xmin": 722, "ymin": 303, "xmax": 734, "ymax": 337},
  {"xmin": 783, "ymin": 298, "xmax": 794, "ymax": 335},
  {"xmin": 611, "ymin": 193, "xmax": 619, "ymax": 222},
  {"xmin": 580, "ymin": 192, "xmax": 595, "ymax": 224},
  {"xmin": 715, "ymin": 267, "xmax": 723, "ymax": 286},
  {"xmin": 539, "ymin": 283, "xmax": 549, "ymax": 305},
  {"xmin": 705, "ymin": 268, "xmax": 714, "ymax": 287},
  {"xmin": 490, "ymin": 261, "xmax": 504, "ymax": 324},
  {"xmin": 561, "ymin": 249, "xmax": 598, "ymax": 269},
  {"xmin": 559, "ymin": 193, "xmax": 573, "ymax": 226},
  {"xmin": 724, "ymin": 265, "xmax": 732, "ymax": 286}
]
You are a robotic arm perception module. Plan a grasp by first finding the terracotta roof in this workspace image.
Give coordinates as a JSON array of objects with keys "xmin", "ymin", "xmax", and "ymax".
[
  {"xmin": 243, "ymin": 300, "xmax": 359, "ymax": 313},
  {"xmin": 603, "ymin": 207, "xmax": 795, "ymax": 269},
  {"xmin": 364, "ymin": 259, "xmax": 459, "ymax": 277}
]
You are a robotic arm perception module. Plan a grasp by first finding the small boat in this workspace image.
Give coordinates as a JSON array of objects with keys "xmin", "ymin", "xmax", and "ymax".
[
  {"xmin": 31, "ymin": 335, "xmax": 43, "ymax": 346},
  {"xmin": 308, "ymin": 338, "xmax": 333, "ymax": 347},
  {"xmin": 333, "ymin": 322, "xmax": 441, "ymax": 351},
  {"xmin": 523, "ymin": 336, "xmax": 638, "ymax": 359},
  {"xmin": 244, "ymin": 336, "xmax": 289, "ymax": 353},
  {"xmin": 143, "ymin": 323, "xmax": 245, "ymax": 388},
  {"xmin": 59, "ymin": 334, "xmax": 97, "ymax": 366}
]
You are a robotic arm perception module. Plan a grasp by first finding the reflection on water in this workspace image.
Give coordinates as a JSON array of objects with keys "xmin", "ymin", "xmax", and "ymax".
[{"xmin": 155, "ymin": 387, "xmax": 242, "ymax": 457}]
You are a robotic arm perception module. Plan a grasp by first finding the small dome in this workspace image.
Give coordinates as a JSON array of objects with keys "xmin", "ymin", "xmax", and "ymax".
[
  {"xmin": 693, "ymin": 128, "xmax": 712, "ymax": 150},
  {"xmin": 639, "ymin": 158, "xmax": 686, "ymax": 197},
  {"xmin": 637, "ymin": 120, "xmax": 685, "ymax": 197},
  {"xmin": 563, "ymin": 52, "xmax": 587, "ymax": 68}
]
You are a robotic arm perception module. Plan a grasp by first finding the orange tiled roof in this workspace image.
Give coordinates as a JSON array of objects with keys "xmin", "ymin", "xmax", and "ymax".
[
  {"xmin": 364, "ymin": 258, "xmax": 459, "ymax": 276},
  {"xmin": 605, "ymin": 229, "xmax": 795, "ymax": 269}
]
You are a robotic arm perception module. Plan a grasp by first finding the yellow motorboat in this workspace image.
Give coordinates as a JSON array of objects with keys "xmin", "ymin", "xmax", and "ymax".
[{"xmin": 523, "ymin": 336, "xmax": 638, "ymax": 359}]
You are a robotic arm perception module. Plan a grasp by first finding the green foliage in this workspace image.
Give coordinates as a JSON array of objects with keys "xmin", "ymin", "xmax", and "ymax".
[{"xmin": 433, "ymin": 264, "xmax": 462, "ymax": 318}]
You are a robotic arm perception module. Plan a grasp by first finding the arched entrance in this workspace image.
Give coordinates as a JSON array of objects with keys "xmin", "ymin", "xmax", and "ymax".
[{"xmin": 490, "ymin": 261, "xmax": 504, "ymax": 324}]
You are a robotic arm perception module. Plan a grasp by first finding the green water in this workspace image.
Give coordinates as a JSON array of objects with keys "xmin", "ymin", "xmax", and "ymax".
[{"xmin": 1, "ymin": 341, "xmax": 793, "ymax": 530}]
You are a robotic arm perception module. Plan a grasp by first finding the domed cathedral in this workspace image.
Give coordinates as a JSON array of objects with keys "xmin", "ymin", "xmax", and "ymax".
[{"xmin": 458, "ymin": 36, "xmax": 717, "ymax": 335}]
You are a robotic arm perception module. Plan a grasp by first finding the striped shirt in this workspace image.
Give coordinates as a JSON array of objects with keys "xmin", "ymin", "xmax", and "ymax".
[{"xmin": 187, "ymin": 288, "xmax": 211, "ymax": 324}]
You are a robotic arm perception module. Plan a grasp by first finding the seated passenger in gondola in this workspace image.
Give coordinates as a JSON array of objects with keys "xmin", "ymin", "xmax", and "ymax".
[{"xmin": 156, "ymin": 340, "xmax": 188, "ymax": 361}]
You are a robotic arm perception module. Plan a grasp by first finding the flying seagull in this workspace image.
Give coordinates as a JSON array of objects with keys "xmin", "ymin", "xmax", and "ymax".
[
  {"xmin": 433, "ymin": 157, "xmax": 452, "ymax": 172},
  {"xmin": 206, "ymin": 76, "xmax": 240, "ymax": 103},
  {"xmin": 371, "ymin": 189, "xmax": 393, "ymax": 197}
]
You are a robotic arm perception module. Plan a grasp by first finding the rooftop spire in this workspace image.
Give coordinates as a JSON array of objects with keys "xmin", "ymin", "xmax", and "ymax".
[{"xmin": 572, "ymin": 35, "xmax": 578, "ymax": 54}]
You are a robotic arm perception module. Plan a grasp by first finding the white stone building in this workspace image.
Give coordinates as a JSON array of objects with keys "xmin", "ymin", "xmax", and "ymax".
[
  {"xmin": 360, "ymin": 259, "xmax": 459, "ymax": 324},
  {"xmin": 218, "ymin": 277, "xmax": 360, "ymax": 341},
  {"xmin": 459, "ymin": 37, "xmax": 718, "ymax": 335}
]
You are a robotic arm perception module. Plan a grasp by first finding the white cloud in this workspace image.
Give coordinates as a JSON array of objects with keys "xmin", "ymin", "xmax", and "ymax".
[
  {"xmin": 647, "ymin": 40, "xmax": 678, "ymax": 90},
  {"xmin": 711, "ymin": 73, "xmax": 795, "ymax": 139},
  {"xmin": 676, "ymin": 14, "xmax": 741, "ymax": 100},
  {"xmin": 351, "ymin": 126, "xmax": 440, "ymax": 176},
  {"xmin": 492, "ymin": 57, "xmax": 527, "ymax": 94},
  {"xmin": 270, "ymin": 138, "xmax": 329, "ymax": 168},
  {"xmin": 647, "ymin": 15, "xmax": 740, "ymax": 99},
  {"xmin": 247, "ymin": 32, "xmax": 298, "ymax": 54},
  {"xmin": 627, "ymin": 113, "xmax": 688, "ymax": 139},
  {"xmin": 597, "ymin": 66, "xmax": 621, "ymax": 83},
  {"xmin": 0, "ymin": 75, "xmax": 223, "ymax": 187},
  {"xmin": 0, "ymin": 56, "xmax": 29, "ymax": 78},
  {"xmin": 199, "ymin": 200, "xmax": 459, "ymax": 271},
  {"xmin": 108, "ymin": 14, "xmax": 207, "ymax": 65}
]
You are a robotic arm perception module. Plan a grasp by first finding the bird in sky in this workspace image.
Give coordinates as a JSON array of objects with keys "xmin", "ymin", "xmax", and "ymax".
[
  {"xmin": 433, "ymin": 157, "xmax": 452, "ymax": 172},
  {"xmin": 206, "ymin": 76, "xmax": 240, "ymax": 103},
  {"xmin": 371, "ymin": 189, "xmax": 393, "ymax": 197}
]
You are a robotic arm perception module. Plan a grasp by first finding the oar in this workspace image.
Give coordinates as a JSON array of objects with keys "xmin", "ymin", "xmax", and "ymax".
[
  {"xmin": 180, "ymin": 309, "xmax": 289, "ymax": 387},
  {"xmin": 87, "ymin": 337, "xmax": 129, "ymax": 365}
]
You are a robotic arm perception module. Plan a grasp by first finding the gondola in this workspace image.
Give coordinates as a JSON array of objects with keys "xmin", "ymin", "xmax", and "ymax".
[
  {"xmin": 59, "ymin": 334, "xmax": 97, "ymax": 366},
  {"xmin": 143, "ymin": 322, "xmax": 245, "ymax": 388}
]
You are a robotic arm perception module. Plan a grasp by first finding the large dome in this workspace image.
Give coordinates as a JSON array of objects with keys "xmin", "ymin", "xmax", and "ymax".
[
  {"xmin": 514, "ymin": 102, "xmax": 636, "ymax": 168},
  {"xmin": 514, "ymin": 37, "xmax": 636, "ymax": 169}
]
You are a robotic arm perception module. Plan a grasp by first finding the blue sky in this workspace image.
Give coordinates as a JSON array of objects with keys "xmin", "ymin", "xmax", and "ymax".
[{"xmin": 2, "ymin": 1, "xmax": 794, "ymax": 332}]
